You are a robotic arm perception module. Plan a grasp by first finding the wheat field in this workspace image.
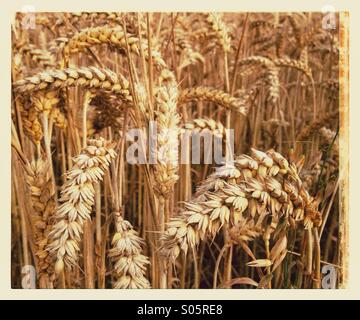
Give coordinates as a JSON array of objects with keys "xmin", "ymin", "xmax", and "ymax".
[{"xmin": 11, "ymin": 12, "xmax": 346, "ymax": 289}]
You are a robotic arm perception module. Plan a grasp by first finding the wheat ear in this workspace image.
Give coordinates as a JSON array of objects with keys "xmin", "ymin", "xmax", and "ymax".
[
  {"xmin": 22, "ymin": 45, "xmax": 55, "ymax": 69},
  {"xmin": 296, "ymin": 110, "xmax": 339, "ymax": 142},
  {"xmin": 205, "ymin": 13, "xmax": 231, "ymax": 53},
  {"xmin": 183, "ymin": 118, "xmax": 225, "ymax": 139},
  {"xmin": 237, "ymin": 56, "xmax": 280, "ymax": 105},
  {"xmin": 25, "ymin": 159, "xmax": 56, "ymax": 287},
  {"xmin": 152, "ymin": 70, "xmax": 181, "ymax": 198},
  {"xmin": 19, "ymin": 99, "xmax": 43, "ymax": 144},
  {"xmin": 62, "ymin": 25, "xmax": 166, "ymax": 69},
  {"xmin": 14, "ymin": 66, "xmax": 132, "ymax": 102},
  {"xmin": 274, "ymin": 57, "xmax": 312, "ymax": 79},
  {"xmin": 179, "ymin": 87, "xmax": 248, "ymax": 115},
  {"xmin": 47, "ymin": 138, "xmax": 116, "ymax": 273},
  {"xmin": 108, "ymin": 214, "xmax": 151, "ymax": 289},
  {"xmin": 161, "ymin": 148, "xmax": 321, "ymax": 261},
  {"xmin": 175, "ymin": 27, "xmax": 204, "ymax": 70}
]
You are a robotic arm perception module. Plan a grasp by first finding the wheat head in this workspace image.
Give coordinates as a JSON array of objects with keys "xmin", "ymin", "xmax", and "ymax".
[
  {"xmin": 47, "ymin": 138, "xmax": 116, "ymax": 273},
  {"xmin": 25, "ymin": 159, "xmax": 56, "ymax": 286},
  {"xmin": 14, "ymin": 66, "xmax": 132, "ymax": 102},
  {"xmin": 161, "ymin": 148, "xmax": 321, "ymax": 261},
  {"xmin": 108, "ymin": 214, "xmax": 150, "ymax": 289},
  {"xmin": 179, "ymin": 87, "xmax": 248, "ymax": 115}
]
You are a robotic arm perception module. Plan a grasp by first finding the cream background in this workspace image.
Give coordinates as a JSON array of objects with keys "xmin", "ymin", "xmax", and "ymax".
[{"xmin": 1, "ymin": 0, "xmax": 357, "ymax": 299}]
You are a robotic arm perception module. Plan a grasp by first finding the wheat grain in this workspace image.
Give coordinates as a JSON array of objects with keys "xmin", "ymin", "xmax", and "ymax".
[{"xmin": 30, "ymin": 90, "xmax": 60, "ymax": 115}]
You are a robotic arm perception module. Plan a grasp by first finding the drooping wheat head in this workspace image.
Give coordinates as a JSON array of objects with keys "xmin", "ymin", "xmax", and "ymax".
[{"xmin": 161, "ymin": 148, "xmax": 321, "ymax": 264}]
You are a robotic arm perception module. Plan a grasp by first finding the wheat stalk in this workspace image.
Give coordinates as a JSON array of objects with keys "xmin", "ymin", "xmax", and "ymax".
[{"xmin": 10, "ymin": 12, "xmax": 342, "ymax": 289}]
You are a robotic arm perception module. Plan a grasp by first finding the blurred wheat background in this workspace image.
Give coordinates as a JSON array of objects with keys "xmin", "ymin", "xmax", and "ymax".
[{"xmin": 11, "ymin": 12, "xmax": 344, "ymax": 289}]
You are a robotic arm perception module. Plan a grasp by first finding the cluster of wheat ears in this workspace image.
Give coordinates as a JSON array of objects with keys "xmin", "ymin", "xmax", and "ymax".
[{"xmin": 11, "ymin": 12, "xmax": 343, "ymax": 289}]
